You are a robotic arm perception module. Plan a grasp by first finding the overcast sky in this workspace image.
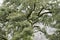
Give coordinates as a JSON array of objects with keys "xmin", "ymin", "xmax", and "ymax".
[{"xmin": 0, "ymin": 0, "xmax": 3, "ymax": 6}]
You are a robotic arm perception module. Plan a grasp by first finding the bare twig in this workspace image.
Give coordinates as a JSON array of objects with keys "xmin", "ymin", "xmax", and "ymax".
[
  {"xmin": 38, "ymin": 7, "xmax": 44, "ymax": 16},
  {"xmin": 33, "ymin": 11, "xmax": 52, "ymax": 24}
]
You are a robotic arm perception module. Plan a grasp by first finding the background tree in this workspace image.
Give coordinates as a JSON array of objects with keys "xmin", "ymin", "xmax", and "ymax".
[{"xmin": 0, "ymin": 0, "xmax": 60, "ymax": 40}]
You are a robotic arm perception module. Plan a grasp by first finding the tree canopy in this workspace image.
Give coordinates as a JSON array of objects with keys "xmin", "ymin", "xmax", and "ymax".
[{"xmin": 0, "ymin": 0, "xmax": 60, "ymax": 40}]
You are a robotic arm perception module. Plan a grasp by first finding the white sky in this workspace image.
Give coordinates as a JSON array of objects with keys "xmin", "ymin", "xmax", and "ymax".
[{"xmin": 0, "ymin": 0, "xmax": 3, "ymax": 6}]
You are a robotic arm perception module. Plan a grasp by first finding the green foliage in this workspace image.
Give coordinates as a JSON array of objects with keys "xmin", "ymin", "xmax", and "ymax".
[{"xmin": 0, "ymin": 0, "xmax": 60, "ymax": 40}]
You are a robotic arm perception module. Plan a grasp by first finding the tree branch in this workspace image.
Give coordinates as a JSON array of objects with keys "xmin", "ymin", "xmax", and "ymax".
[
  {"xmin": 33, "ymin": 12, "xmax": 52, "ymax": 24},
  {"xmin": 27, "ymin": 3, "xmax": 36, "ymax": 24},
  {"xmin": 38, "ymin": 6, "xmax": 44, "ymax": 16},
  {"xmin": 33, "ymin": 26, "xmax": 46, "ymax": 34},
  {"xmin": 27, "ymin": 3, "xmax": 36, "ymax": 19}
]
